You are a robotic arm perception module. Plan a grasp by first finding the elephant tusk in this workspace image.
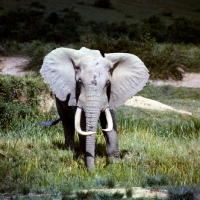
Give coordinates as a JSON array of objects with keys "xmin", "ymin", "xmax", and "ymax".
[
  {"xmin": 75, "ymin": 107, "xmax": 96, "ymax": 136},
  {"xmin": 102, "ymin": 108, "xmax": 113, "ymax": 132}
]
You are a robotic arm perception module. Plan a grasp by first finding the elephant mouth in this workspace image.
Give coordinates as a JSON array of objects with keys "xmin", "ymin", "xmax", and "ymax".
[{"xmin": 75, "ymin": 107, "xmax": 113, "ymax": 136}]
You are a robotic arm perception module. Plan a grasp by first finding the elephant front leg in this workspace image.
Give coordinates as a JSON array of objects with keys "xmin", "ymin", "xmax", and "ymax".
[
  {"xmin": 100, "ymin": 110, "xmax": 120, "ymax": 162},
  {"xmin": 78, "ymin": 111, "xmax": 86, "ymax": 154},
  {"xmin": 56, "ymin": 98, "xmax": 75, "ymax": 151},
  {"xmin": 63, "ymin": 119, "xmax": 75, "ymax": 151}
]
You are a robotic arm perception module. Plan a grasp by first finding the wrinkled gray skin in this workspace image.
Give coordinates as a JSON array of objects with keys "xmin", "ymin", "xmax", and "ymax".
[{"xmin": 40, "ymin": 47, "xmax": 149, "ymax": 170}]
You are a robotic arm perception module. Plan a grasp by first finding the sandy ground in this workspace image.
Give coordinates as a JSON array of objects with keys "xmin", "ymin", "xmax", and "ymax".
[
  {"xmin": 149, "ymin": 73, "xmax": 200, "ymax": 88},
  {"xmin": 125, "ymin": 96, "xmax": 192, "ymax": 115},
  {"xmin": 1, "ymin": 56, "xmax": 199, "ymax": 114},
  {"xmin": 0, "ymin": 56, "xmax": 30, "ymax": 76}
]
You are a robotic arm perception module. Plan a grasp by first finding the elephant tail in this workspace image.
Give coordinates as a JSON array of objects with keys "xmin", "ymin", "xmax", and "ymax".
[{"xmin": 40, "ymin": 118, "xmax": 61, "ymax": 127}]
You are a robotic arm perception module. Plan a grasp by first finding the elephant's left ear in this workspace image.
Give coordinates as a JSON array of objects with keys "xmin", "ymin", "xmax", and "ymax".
[{"xmin": 105, "ymin": 53, "xmax": 149, "ymax": 109}]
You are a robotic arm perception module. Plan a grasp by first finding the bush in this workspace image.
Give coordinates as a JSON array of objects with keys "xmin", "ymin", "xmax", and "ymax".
[
  {"xmin": 30, "ymin": 1, "xmax": 46, "ymax": 9},
  {"xmin": 0, "ymin": 8, "xmax": 83, "ymax": 43},
  {"xmin": 0, "ymin": 74, "xmax": 50, "ymax": 132},
  {"xmin": 141, "ymin": 174, "xmax": 168, "ymax": 187},
  {"xmin": 1, "ymin": 7, "xmax": 200, "ymax": 45},
  {"xmin": 94, "ymin": 0, "xmax": 112, "ymax": 8},
  {"xmin": 141, "ymin": 15, "xmax": 167, "ymax": 42},
  {"xmin": 168, "ymin": 186, "xmax": 200, "ymax": 200},
  {"xmin": 26, "ymin": 41, "xmax": 58, "ymax": 71},
  {"xmin": 140, "ymin": 43, "xmax": 184, "ymax": 80},
  {"xmin": 167, "ymin": 17, "xmax": 200, "ymax": 44}
]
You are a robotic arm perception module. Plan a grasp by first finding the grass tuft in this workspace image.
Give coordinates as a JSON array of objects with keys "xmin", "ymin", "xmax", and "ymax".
[
  {"xmin": 168, "ymin": 186, "xmax": 200, "ymax": 200},
  {"xmin": 141, "ymin": 174, "xmax": 168, "ymax": 187}
]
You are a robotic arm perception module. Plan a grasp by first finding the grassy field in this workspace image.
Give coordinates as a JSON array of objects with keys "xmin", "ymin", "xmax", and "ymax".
[
  {"xmin": 0, "ymin": 73, "xmax": 200, "ymax": 199},
  {"xmin": 1, "ymin": 0, "xmax": 200, "ymax": 24}
]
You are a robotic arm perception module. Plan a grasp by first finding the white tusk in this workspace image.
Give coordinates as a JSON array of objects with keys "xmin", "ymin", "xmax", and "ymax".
[
  {"xmin": 102, "ymin": 108, "xmax": 113, "ymax": 132},
  {"xmin": 75, "ymin": 107, "xmax": 96, "ymax": 136}
]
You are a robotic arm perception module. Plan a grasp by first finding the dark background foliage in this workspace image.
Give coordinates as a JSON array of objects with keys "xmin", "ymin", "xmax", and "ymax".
[{"xmin": 0, "ymin": 4, "xmax": 200, "ymax": 44}]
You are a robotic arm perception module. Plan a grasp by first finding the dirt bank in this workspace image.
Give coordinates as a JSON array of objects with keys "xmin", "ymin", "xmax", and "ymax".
[{"xmin": 0, "ymin": 56, "xmax": 30, "ymax": 76}]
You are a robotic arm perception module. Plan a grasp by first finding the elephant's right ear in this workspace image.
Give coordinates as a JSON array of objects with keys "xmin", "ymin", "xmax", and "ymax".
[
  {"xmin": 40, "ymin": 47, "xmax": 81, "ymax": 105},
  {"xmin": 105, "ymin": 53, "xmax": 149, "ymax": 109}
]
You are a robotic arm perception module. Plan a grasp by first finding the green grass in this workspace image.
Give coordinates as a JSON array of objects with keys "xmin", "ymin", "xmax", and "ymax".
[{"xmin": 0, "ymin": 75, "xmax": 200, "ymax": 198}]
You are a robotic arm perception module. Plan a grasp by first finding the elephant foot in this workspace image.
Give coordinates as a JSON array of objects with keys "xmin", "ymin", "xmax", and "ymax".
[
  {"xmin": 85, "ymin": 153, "xmax": 95, "ymax": 171},
  {"xmin": 107, "ymin": 156, "xmax": 120, "ymax": 164}
]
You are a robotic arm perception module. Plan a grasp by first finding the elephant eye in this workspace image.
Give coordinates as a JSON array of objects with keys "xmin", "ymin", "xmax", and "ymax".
[
  {"xmin": 106, "ymin": 80, "xmax": 110, "ymax": 86},
  {"xmin": 78, "ymin": 78, "xmax": 82, "ymax": 83},
  {"xmin": 75, "ymin": 66, "xmax": 80, "ymax": 71}
]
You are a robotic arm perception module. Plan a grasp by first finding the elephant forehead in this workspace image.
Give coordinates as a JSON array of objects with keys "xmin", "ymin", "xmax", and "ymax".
[
  {"xmin": 84, "ymin": 66, "xmax": 107, "ymax": 78},
  {"xmin": 82, "ymin": 67, "xmax": 110, "ymax": 86},
  {"xmin": 79, "ymin": 56, "xmax": 111, "ymax": 69}
]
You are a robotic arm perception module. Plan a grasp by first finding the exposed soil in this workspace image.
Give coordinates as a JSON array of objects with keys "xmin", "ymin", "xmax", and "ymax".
[
  {"xmin": 125, "ymin": 96, "xmax": 192, "ymax": 115},
  {"xmin": 0, "ymin": 56, "xmax": 30, "ymax": 76},
  {"xmin": 1, "ymin": 57, "xmax": 199, "ymax": 115},
  {"xmin": 149, "ymin": 73, "xmax": 200, "ymax": 88}
]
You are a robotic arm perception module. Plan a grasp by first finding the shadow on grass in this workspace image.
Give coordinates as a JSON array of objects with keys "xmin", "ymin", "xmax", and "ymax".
[{"xmin": 52, "ymin": 140, "xmax": 107, "ymax": 156}]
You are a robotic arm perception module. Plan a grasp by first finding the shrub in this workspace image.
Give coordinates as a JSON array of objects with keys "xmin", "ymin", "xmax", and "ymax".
[
  {"xmin": 94, "ymin": 0, "xmax": 112, "ymax": 9},
  {"xmin": 141, "ymin": 15, "xmax": 167, "ymax": 42},
  {"xmin": 0, "ymin": 8, "xmax": 83, "ymax": 43},
  {"xmin": 30, "ymin": 1, "xmax": 46, "ymax": 9},
  {"xmin": 46, "ymin": 12, "xmax": 59, "ymax": 25},
  {"xmin": 0, "ymin": 74, "xmax": 50, "ymax": 132},
  {"xmin": 168, "ymin": 186, "xmax": 200, "ymax": 200},
  {"xmin": 94, "ymin": 176, "xmax": 116, "ymax": 188},
  {"xmin": 167, "ymin": 17, "xmax": 200, "ymax": 44},
  {"xmin": 162, "ymin": 11, "xmax": 173, "ymax": 17},
  {"xmin": 141, "ymin": 174, "xmax": 168, "ymax": 187},
  {"xmin": 26, "ymin": 41, "xmax": 58, "ymax": 71}
]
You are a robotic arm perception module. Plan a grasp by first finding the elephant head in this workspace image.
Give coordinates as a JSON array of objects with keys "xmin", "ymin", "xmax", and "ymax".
[{"xmin": 40, "ymin": 47, "xmax": 149, "ymax": 135}]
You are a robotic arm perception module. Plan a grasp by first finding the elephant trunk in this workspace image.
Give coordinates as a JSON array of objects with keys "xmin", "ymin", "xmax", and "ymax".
[
  {"xmin": 84, "ymin": 105, "xmax": 100, "ymax": 170},
  {"xmin": 85, "ymin": 104, "xmax": 101, "ymax": 132},
  {"xmin": 75, "ymin": 93, "xmax": 113, "ymax": 170}
]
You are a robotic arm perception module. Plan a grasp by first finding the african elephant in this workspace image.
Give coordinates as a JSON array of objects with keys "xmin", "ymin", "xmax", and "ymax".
[{"xmin": 40, "ymin": 47, "xmax": 149, "ymax": 170}]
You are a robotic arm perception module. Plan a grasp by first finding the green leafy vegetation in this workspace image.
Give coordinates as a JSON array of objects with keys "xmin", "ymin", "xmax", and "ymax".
[
  {"xmin": 0, "ymin": 5, "xmax": 200, "ymax": 44},
  {"xmin": 0, "ymin": 74, "xmax": 51, "ymax": 132},
  {"xmin": 168, "ymin": 186, "xmax": 200, "ymax": 200}
]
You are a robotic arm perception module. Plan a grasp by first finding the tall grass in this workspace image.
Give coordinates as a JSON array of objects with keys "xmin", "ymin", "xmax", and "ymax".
[{"xmin": 0, "ymin": 75, "xmax": 200, "ymax": 198}]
